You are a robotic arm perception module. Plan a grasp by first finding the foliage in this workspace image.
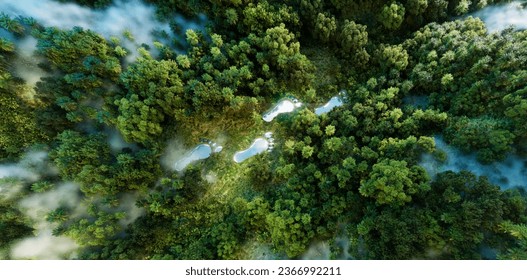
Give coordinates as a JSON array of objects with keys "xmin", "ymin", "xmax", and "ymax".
[
  {"xmin": 402, "ymin": 18, "xmax": 527, "ymax": 161},
  {"xmin": 50, "ymin": 130, "xmax": 160, "ymax": 196},
  {"xmin": 57, "ymin": 0, "xmax": 113, "ymax": 8},
  {"xmin": 115, "ymin": 53, "xmax": 184, "ymax": 143},
  {"xmin": 353, "ymin": 171, "xmax": 527, "ymax": 259},
  {"xmin": 35, "ymin": 27, "xmax": 122, "ymax": 127},
  {"xmin": 359, "ymin": 159, "xmax": 429, "ymax": 205},
  {"xmin": 498, "ymin": 221, "xmax": 527, "ymax": 260},
  {"xmin": 0, "ymin": 33, "xmax": 47, "ymax": 159},
  {"xmin": 378, "ymin": 1, "xmax": 406, "ymax": 30},
  {"xmin": 0, "ymin": 201, "xmax": 33, "ymax": 248},
  {"xmin": 445, "ymin": 116, "xmax": 514, "ymax": 163},
  {"xmin": 1, "ymin": 0, "xmax": 526, "ymax": 261}
]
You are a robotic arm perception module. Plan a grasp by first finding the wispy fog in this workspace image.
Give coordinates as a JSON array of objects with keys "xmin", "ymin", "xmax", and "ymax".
[
  {"xmin": 0, "ymin": 150, "xmax": 55, "ymax": 183},
  {"xmin": 116, "ymin": 193, "xmax": 144, "ymax": 227},
  {"xmin": 301, "ymin": 241, "xmax": 330, "ymax": 260},
  {"xmin": 10, "ymin": 229, "xmax": 78, "ymax": 259},
  {"xmin": 0, "ymin": 165, "xmax": 38, "ymax": 182},
  {"xmin": 472, "ymin": 1, "xmax": 527, "ymax": 32},
  {"xmin": 106, "ymin": 128, "xmax": 138, "ymax": 153},
  {"xmin": 0, "ymin": 0, "xmax": 173, "ymax": 63},
  {"xmin": 13, "ymin": 37, "xmax": 48, "ymax": 88},
  {"xmin": 421, "ymin": 136, "xmax": 527, "ymax": 190},
  {"xmin": 0, "ymin": 0, "xmax": 170, "ymax": 45},
  {"xmin": 11, "ymin": 182, "xmax": 82, "ymax": 259}
]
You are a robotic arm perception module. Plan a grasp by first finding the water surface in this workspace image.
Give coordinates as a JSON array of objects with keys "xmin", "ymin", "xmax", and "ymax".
[
  {"xmin": 262, "ymin": 98, "xmax": 302, "ymax": 122},
  {"xmin": 314, "ymin": 96, "xmax": 344, "ymax": 115},
  {"xmin": 174, "ymin": 144, "xmax": 212, "ymax": 171},
  {"xmin": 233, "ymin": 138, "xmax": 269, "ymax": 163}
]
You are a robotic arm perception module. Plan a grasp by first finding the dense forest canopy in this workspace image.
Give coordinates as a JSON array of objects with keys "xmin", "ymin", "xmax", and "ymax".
[{"xmin": 1, "ymin": 0, "xmax": 527, "ymax": 260}]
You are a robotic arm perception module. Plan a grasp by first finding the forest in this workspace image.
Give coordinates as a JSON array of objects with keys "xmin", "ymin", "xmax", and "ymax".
[{"xmin": 1, "ymin": 0, "xmax": 527, "ymax": 260}]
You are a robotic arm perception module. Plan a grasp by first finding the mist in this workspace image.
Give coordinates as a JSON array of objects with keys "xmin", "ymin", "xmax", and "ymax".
[
  {"xmin": 0, "ymin": 0, "xmax": 170, "ymax": 44},
  {"xmin": 116, "ymin": 193, "xmax": 144, "ymax": 227},
  {"xmin": 160, "ymin": 138, "xmax": 195, "ymax": 172},
  {"xmin": 10, "ymin": 229, "xmax": 78, "ymax": 260},
  {"xmin": 0, "ymin": 151, "xmax": 49, "ymax": 203},
  {"xmin": 244, "ymin": 241, "xmax": 285, "ymax": 260},
  {"xmin": 11, "ymin": 182, "xmax": 82, "ymax": 259},
  {"xmin": 0, "ymin": 0, "xmax": 173, "ymax": 64},
  {"xmin": 471, "ymin": 1, "xmax": 527, "ymax": 32},
  {"xmin": 203, "ymin": 171, "xmax": 218, "ymax": 184},
  {"xmin": 0, "ymin": 0, "xmax": 212, "ymax": 62},
  {"xmin": 0, "ymin": 150, "xmax": 80, "ymax": 259},
  {"xmin": 421, "ymin": 136, "xmax": 527, "ymax": 190},
  {"xmin": 106, "ymin": 127, "xmax": 138, "ymax": 153},
  {"xmin": 402, "ymin": 95, "xmax": 429, "ymax": 109},
  {"xmin": 301, "ymin": 241, "xmax": 330, "ymax": 260},
  {"xmin": 0, "ymin": 165, "xmax": 38, "ymax": 182},
  {"xmin": 0, "ymin": 150, "xmax": 55, "ymax": 183},
  {"xmin": 0, "ymin": 28, "xmax": 15, "ymax": 42},
  {"xmin": 13, "ymin": 37, "xmax": 48, "ymax": 90}
]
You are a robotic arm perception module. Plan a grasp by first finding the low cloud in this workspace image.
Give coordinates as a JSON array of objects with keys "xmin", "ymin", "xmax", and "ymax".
[
  {"xmin": 471, "ymin": 1, "xmax": 527, "ymax": 33},
  {"xmin": 421, "ymin": 136, "xmax": 527, "ymax": 190},
  {"xmin": 11, "ymin": 182, "xmax": 82, "ymax": 259}
]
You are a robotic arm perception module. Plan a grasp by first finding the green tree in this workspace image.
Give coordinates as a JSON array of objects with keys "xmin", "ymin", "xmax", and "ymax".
[
  {"xmin": 359, "ymin": 159, "xmax": 429, "ymax": 205},
  {"xmin": 35, "ymin": 26, "xmax": 122, "ymax": 125},
  {"xmin": 378, "ymin": 2, "xmax": 405, "ymax": 30},
  {"xmin": 498, "ymin": 221, "xmax": 527, "ymax": 260},
  {"xmin": 445, "ymin": 116, "xmax": 514, "ymax": 163},
  {"xmin": 60, "ymin": 204, "xmax": 126, "ymax": 246},
  {"xmin": 0, "ymin": 43, "xmax": 47, "ymax": 158},
  {"xmin": 339, "ymin": 20, "xmax": 368, "ymax": 53},
  {"xmin": 241, "ymin": 1, "xmax": 300, "ymax": 35},
  {"xmin": 0, "ymin": 201, "xmax": 33, "ymax": 248},
  {"xmin": 407, "ymin": 0, "xmax": 428, "ymax": 15},
  {"xmin": 115, "ymin": 53, "xmax": 184, "ymax": 143},
  {"xmin": 314, "ymin": 12, "xmax": 337, "ymax": 43},
  {"xmin": 265, "ymin": 199, "xmax": 314, "ymax": 257},
  {"xmin": 376, "ymin": 44, "xmax": 409, "ymax": 72},
  {"xmin": 50, "ymin": 130, "xmax": 160, "ymax": 196}
]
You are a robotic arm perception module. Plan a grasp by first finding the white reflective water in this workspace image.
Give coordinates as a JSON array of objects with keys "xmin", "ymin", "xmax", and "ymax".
[
  {"xmin": 262, "ymin": 98, "xmax": 302, "ymax": 122},
  {"xmin": 233, "ymin": 132, "xmax": 274, "ymax": 163},
  {"xmin": 174, "ymin": 144, "xmax": 212, "ymax": 171},
  {"xmin": 213, "ymin": 145, "xmax": 223, "ymax": 153},
  {"xmin": 233, "ymin": 138, "xmax": 269, "ymax": 163},
  {"xmin": 173, "ymin": 140, "xmax": 224, "ymax": 171},
  {"xmin": 472, "ymin": 1, "xmax": 527, "ymax": 32},
  {"xmin": 314, "ymin": 96, "xmax": 344, "ymax": 115}
]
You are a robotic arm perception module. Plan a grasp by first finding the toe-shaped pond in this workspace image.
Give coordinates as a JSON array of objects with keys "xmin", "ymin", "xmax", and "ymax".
[
  {"xmin": 233, "ymin": 133, "xmax": 274, "ymax": 163},
  {"xmin": 174, "ymin": 144, "xmax": 214, "ymax": 171},
  {"xmin": 262, "ymin": 98, "xmax": 302, "ymax": 122},
  {"xmin": 315, "ymin": 96, "xmax": 344, "ymax": 115}
]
